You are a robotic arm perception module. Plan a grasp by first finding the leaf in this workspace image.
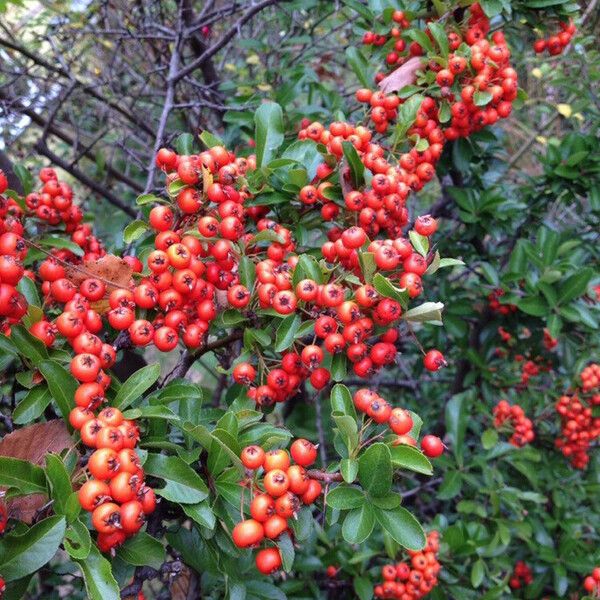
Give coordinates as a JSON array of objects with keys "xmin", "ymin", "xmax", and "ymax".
[
  {"xmin": 345, "ymin": 46, "xmax": 372, "ymax": 88},
  {"xmin": 326, "ymin": 485, "xmax": 364, "ymax": 510},
  {"xmin": 358, "ymin": 443, "xmax": 392, "ymax": 497},
  {"xmin": 372, "ymin": 273, "xmax": 409, "ymax": 309},
  {"xmin": 473, "ymin": 91, "xmax": 493, "ymax": 107},
  {"xmin": 0, "ymin": 457, "xmax": 46, "ymax": 495},
  {"xmin": 390, "ymin": 445, "xmax": 433, "ymax": 475},
  {"xmin": 446, "ymin": 391, "xmax": 471, "ymax": 467},
  {"xmin": 123, "ymin": 220, "xmax": 149, "ymax": 243},
  {"xmin": 340, "ymin": 458, "xmax": 359, "ymax": 483},
  {"xmin": 238, "ymin": 255, "xmax": 255, "ymax": 289},
  {"xmin": 199, "ymin": 130, "xmax": 224, "ymax": 148},
  {"xmin": 342, "ymin": 504, "xmax": 375, "ymax": 544},
  {"xmin": 379, "ymin": 57, "xmax": 423, "ymax": 95},
  {"xmin": 38, "ymin": 236, "xmax": 84, "ymax": 257},
  {"xmin": 471, "ymin": 559, "xmax": 485, "ymax": 587},
  {"xmin": 254, "ymin": 102, "xmax": 284, "ymax": 168},
  {"xmin": 428, "ymin": 22, "xmax": 449, "ymax": 57},
  {"xmin": 557, "ymin": 268, "xmax": 593, "ymax": 304},
  {"xmin": 182, "ymin": 500, "xmax": 216, "ymax": 529},
  {"xmin": 409, "ymin": 230, "xmax": 429, "ymax": 257},
  {"xmin": 330, "ymin": 384, "xmax": 356, "ymax": 418},
  {"xmin": 136, "ymin": 193, "xmax": 163, "ymax": 206},
  {"xmin": 342, "ymin": 141, "xmax": 365, "ymax": 188},
  {"xmin": 278, "ymin": 532, "xmax": 295, "ymax": 572},
  {"xmin": 176, "ymin": 132, "xmax": 194, "ymax": 155},
  {"xmin": 9, "ymin": 325, "xmax": 49, "ymax": 362},
  {"xmin": 17, "ymin": 276, "xmax": 40, "ymax": 308},
  {"xmin": 403, "ymin": 302, "xmax": 444, "ymax": 325},
  {"xmin": 13, "ymin": 386, "xmax": 52, "ymax": 425},
  {"xmin": 76, "ymin": 545, "xmax": 120, "ymax": 600},
  {"xmin": 292, "ymin": 254, "xmax": 323, "ymax": 286},
  {"xmin": 117, "ymin": 532, "xmax": 165, "ymax": 570},
  {"xmin": 481, "ymin": 429, "xmax": 499, "ymax": 450},
  {"xmin": 358, "ymin": 252, "xmax": 377, "ymax": 285},
  {"xmin": 143, "ymin": 453, "xmax": 209, "ymax": 504},
  {"xmin": 517, "ymin": 296, "xmax": 548, "ymax": 317},
  {"xmin": 373, "ymin": 506, "xmax": 425, "ymax": 550},
  {"xmin": 45, "ymin": 454, "xmax": 74, "ymax": 516},
  {"xmin": 64, "ymin": 519, "xmax": 91, "ymax": 560},
  {"xmin": 114, "ymin": 363, "xmax": 161, "ymax": 409},
  {"xmin": 0, "ymin": 516, "xmax": 66, "ymax": 581},
  {"xmin": 38, "ymin": 359, "xmax": 78, "ymax": 420},
  {"xmin": 275, "ymin": 314, "xmax": 301, "ymax": 352},
  {"xmin": 354, "ymin": 576, "xmax": 373, "ymax": 600}
]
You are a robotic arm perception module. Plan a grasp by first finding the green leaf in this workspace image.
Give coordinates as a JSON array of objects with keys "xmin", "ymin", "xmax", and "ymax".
[
  {"xmin": 254, "ymin": 102, "xmax": 284, "ymax": 168},
  {"xmin": 557, "ymin": 268, "xmax": 593, "ymax": 304},
  {"xmin": 275, "ymin": 314, "xmax": 302, "ymax": 352},
  {"xmin": 238, "ymin": 255, "xmax": 255, "ymax": 289},
  {"xmin": 292, "ymin": 254, "xmax": 323, "ymax": 286},
  {"xmin": 278, "ymin": 532, "xmax": 295, "ymax": 572},
  {"xmin": 403, "ymin": 302, "xmax": 444, "ymax": 325},
  {"xmin": 517, "ymin": 296, "xmax": 548, "ymax": 317},
  {"xmin": 342, "ymin": 504, "xmax": 375, "ymax": 544},
  {"xmin": 38, "ymin": 359, "xmax": 78, "ymax": 420},
  {"xmin": 358, "ymin": 252, "xmax": 377, "ymax": 285},
  {"xmin": 114, "ymin": 363, "xmax": 161, "ymax": 409},
  {"xmin": 342, "ymin": 141, "xmax": 365, "ymax": 188},
  {"xmin": 373, "ymin": 506, "xmax": 425, "ymax": 550},
  {"xmin": 136, "ymin": 193, "xmax": 163, "ymax": 206},
  {"xmin": 199, "ymin": 130, "xmax": 224, "ymax": 148},
  {"xmin": 0, "ymin": 456, "xmax": 47, "ymax": 495},
  {"xmin": 473, "ymin": 91, "xmax": 493, "ymax": 107},
  {"xmin": 340, "ymin": 458, "xmax": 359, "ymax": 483},
  {"xmin": 45, "ymin": 454, "xmax": 74, "ymax": 516},
  {"xmin": 183, "ymin": 500, "xmax": 216, "ymax": 529},
  {"xmin": 76, "ymin": 545, "xmax": 120, "ymax": 600},
  {"xmin": 481, "ymin": 429, "xmax": 499, "ymax": 450},
  {"xmin": 0, "ymin": 516, "xmax": 66, "ymax": 581},
  {"xmin": 143, "ymin": 453, "xmax": 209, "ymax": 503},
  {"xmin": 389, "ymin": 445, "xmax": 433, "ymax": 475},
  {"xmin": 326, "ymin": 485, "xmax": 364, "ymax": 510},
  {"xmin": 330, "ymin": 383, "xmax": 355, "ymax": 417},
  {"xmin": 345, "ymin": 46, "xmax": 372, "ymax": 88},
  {"xmin": 123, "ymin": 220, "xmax": 149, "ymax": 243},
  {"xmin": 17, "ymin": 276, "xmax": 40, "ymax": 308},
  {"xmin": 64, "ymin": 519, "xmax": 91, "ymax": 560},
  {"xmin": 13, "ymin": 163, "xmax": 34, "ymax": 195},
  {"xmin": 10, "ymin": 325, "xmax": 49, "ymax": 363},
  {"xmin": 409, "ymin": 230, "xmax": 429, "ymax": 257},
  {"xmin": 175, "ymin": 132, "xmax": 194, "ymax": 155},
  {"xmin": 372, "ymin": 273, "xmax": 409, "ymax": 309},
  {"xmin": 428, "ymin": 22, "xmax": 449, "ymax": 57},
  {"xmin": 446, "ymin": 391, "xmax": 471, "ymax": 467},
  {"xmin": 13, "ymin": 386, "xmax": 52, "ymax": 425},
  {"xmin": 353, "ymin": 576, "xmax": 373, "ymax": 600},
  {"xmin": 358, "ymin": 443, "xmax": 392, "ymax": 497},
  {"xmin": 471, "ymin": 559, "xmax": 485, "ymax": 587},
  {"xmin": 38, "ymin": 236, "xmax": 84, "ymax": 257},
  {"xmin": 405, "ymin": 29, "xmax": 433, "ymax": 53},
  {"xmin": 117, "ymin": 532, "xmax": 165, "ymax": 570}
]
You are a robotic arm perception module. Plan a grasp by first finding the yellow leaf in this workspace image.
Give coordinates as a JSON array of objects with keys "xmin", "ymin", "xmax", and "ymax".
[
  {"xmin": 531, "ymin": 68, "xmax": 542, "ymax": 79},
  {"xmin": 257, "ymin": 84, "xmax": 272, "ymax": 92},
  {"xmin": 225, "ymin": 63, "xmax": 236, "ymax": 72},
  {"xmin": 556, "ymin": 103, "xmax": 572, "ymax": 118},
  {"xmin": 536, "ymin": 136, "xmax": 547, "ymax": 145},
  {"xmin": 246, "ymin": 54, "xmax": 260, "ymax": 65}
]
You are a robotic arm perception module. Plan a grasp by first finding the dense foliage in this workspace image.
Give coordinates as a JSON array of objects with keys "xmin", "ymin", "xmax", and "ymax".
[{"xmin": 0, "ymin": 1, "xmax": 598, "ymax": 599}]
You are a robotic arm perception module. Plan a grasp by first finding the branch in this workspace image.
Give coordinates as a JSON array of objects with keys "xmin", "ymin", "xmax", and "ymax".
[
  {"xmin": 173, "ymin": 0, "xmax": 289, "ymax": 84},
  {"xmin": 307, "ymin": 469, "xmax": 343, "ymax": 483}
]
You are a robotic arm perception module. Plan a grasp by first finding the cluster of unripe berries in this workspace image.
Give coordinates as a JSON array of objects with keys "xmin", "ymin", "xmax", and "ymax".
[
  {"xmin": 492, "ymin": 400, "xmax": 535, "ymax": 447},
  {"xmin": 533, "ymin": 21, "xmax": 576, "ymax": 55},
  {"xmin": 509, "ymin": 560, "xmax": 533, "ymax": 589},
  {"xmin": 488, "ymin": 288, "xmax": 517, "ymax": 316},
  {"xmin": 353, "ymin": 388, "xmax": 444, "ymax": 458},
  {"xmin": 373, "ymin": 531, "xmax": 441, "ymax": 599},
  {"xmin": 583, "ymin": 567, "xmax": 600, "ymax": 597},
  {"xmin": 554, "ymin": 364, "xmax": 600, "ymax": 469},
  {"xmin": 358, "ymin": 4, "xmax": 517, "ymax": 161},
  {"xmin": 72, "ymin": 405, "xmax": 156, "ymax": 552},
  {"xmin": 234, "ymin": 440, "xmax": 322, "ymax": 574}
]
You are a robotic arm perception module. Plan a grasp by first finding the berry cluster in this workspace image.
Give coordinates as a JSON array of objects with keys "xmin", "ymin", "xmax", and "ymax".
[
  {"xmin": 72, "ymin": 405, "xmax": 156, "ymax": 552},
  {"xmin": 488, "ymin": 288, "xmax": 517, "ymax": 316},
  {"xmin": 358, "ymin": 4, "xmax": 517, "ymax": 162},
  {"xmin": 234, "ymin": 440, "xmax": 322, "ymax": 574},
  {"xmin": 373, "ymin": 531, "xmax": 441, "ymax": 599},
  {"xmin": 492, "ymin": 400, "xmax": 535, "ymax": 447},
  {"xmin": 509, "ymin": 560, "xmax": 533, "ymax": 589},
  {"xmin": 533, "ymin": 21, "xmax": 576, "ymax": 55},
  {"xmin": 555, "ymin": 364, "xmax": 600, "ymax": 469},
  {"xmin": 583, "ymin": 567, "xmax": 600, "ymax": 597},
  {"xmin": 353, "ymin": 389, "xmax": 444, "ymax": 458},
  {"xmin": 542, "ymin": 328, "xmax": 558, "ymax": 351}
]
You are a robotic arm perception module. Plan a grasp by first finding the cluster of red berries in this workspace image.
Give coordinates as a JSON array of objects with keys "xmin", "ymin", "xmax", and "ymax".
[
  {"xmin": 583, "ymin": 567, "xmax": 600, "ymax": 597},
  {"xmin": 509, "ymin": 560, "xmax": 533, "ymax": 589},
  {"xmin": 555, "ymin": 365, "xmax": 600, "ymax": 469},
  {"xmin": 234, "ymin": 440, "xmax": 322, "ymax": 574},
  {"xmin": 581, "ymin": 363, "xmax": 600, "ymax": 392},
  {"xmin": 542, "ymin": 328, "xmax": 558, "ymax": 351},
  {"xmin": 492, "ymin": 400, "xmax": 535, "ymax": 447},
  {"xmin": 353, "ymin": 388, "xmax": 444, "ymax": 458},
  {"xmin": 533, "ymin": 21, "xmax": 576, "ymax": 55},
  {"xmin": 358, "ymin": 4, "xmax": 517, "ymax": 161},
  {"xmin": 488, "ymin": 288, "xmax": 517, "ymax": 316},
  {"xmin": 374, "ymin": 531, "xmax": 441, "ymax": 599},
  {"xmin": 73, "ymin": 404, "xmax": 156, "ymax": 552}
]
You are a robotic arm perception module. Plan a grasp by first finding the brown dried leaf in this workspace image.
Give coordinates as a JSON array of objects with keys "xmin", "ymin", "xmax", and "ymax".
[
  {"xmin": 0, "ymin": 420, "xmax": 75, "ymax": 523},
  {"xmin": 65, "ymin": 254, "xmax": 134, "ymax": 313},
  {"xmin": 169, "ymin": 565, "xmax": 199, "ymax": 600},
  {"xmin": 378, "ymin": 57, "xmax": 423, "ymax": 95}
]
